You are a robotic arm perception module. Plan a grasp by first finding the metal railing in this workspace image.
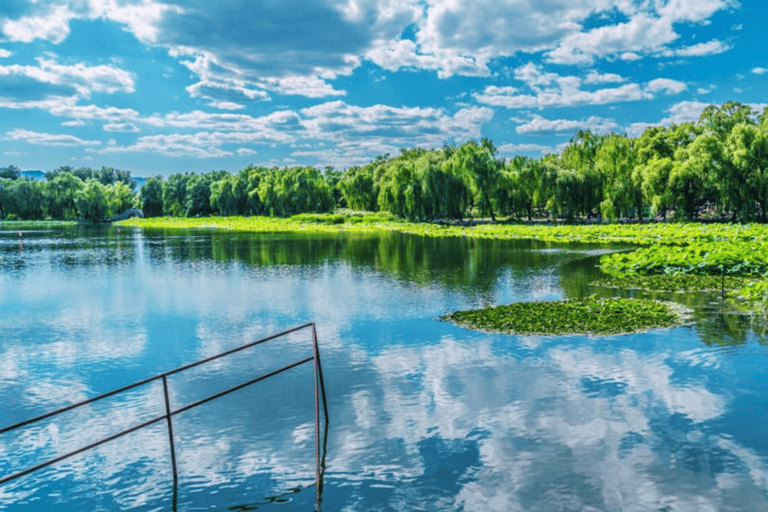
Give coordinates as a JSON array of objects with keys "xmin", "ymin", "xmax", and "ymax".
[{"xmin": 0, "ymin": 322, "xmax": 329, "ymax": 509}]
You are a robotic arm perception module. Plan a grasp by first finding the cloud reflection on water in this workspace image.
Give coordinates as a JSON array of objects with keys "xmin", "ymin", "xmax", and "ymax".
[{"xmin": 1, "ymin": 228, "xmax": 768, "ymax": 511}]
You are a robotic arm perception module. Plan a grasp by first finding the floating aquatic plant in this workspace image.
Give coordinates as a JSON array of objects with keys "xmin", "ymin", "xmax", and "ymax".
[{"xmin": 442, "ymin": 297, "xmax": 690, "ymax": 336}]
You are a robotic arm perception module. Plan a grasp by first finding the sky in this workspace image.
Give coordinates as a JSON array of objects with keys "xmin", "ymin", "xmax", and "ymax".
[{"xmin": 0, "ymin": 0, "xmax": 766, "ymax": 177}]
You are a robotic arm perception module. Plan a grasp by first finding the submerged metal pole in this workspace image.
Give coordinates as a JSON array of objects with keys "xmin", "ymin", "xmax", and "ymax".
[
  {"xmin": 162, "ymin": 375, "xmax": 179, "ymax": 486},
  {"xmin": 311, "ymin": 323, "xmax": 328, "ymax": 510}
]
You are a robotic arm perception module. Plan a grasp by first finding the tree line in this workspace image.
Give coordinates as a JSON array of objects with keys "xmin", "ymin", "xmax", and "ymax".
[{"xmin": 1, "ymin": 101, "xmax": 767, "ymax": 223}]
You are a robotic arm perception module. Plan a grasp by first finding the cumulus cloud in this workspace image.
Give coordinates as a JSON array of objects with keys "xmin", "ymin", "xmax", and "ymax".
[
  {"xmin": 646, "ymin": 78, "xmax": 688, "ymax": 94},
  {"xmin": 292, "ymin": 101, "xmax": 493, "ymax": 166},
  {"xmin": 666, "ymin": 39, "xmax": 731, "ymax": 57},
  {"xmin": 753, "ymin": 67, "xmax": 768, "ymax": 75},
  {"xmin": 474, "ymin": 63, "xmax": 686, "ymax": 109},
  {"xmin": 546, "ymin": 1, "xmax": 734, "ymax": 64},
  {"xmin": 0, "ymin": 57, "xmax": 135, "ymax": 110},
  {"xmin": 0, "ymin": 49, "xmax": 11, "ymax": 58},
  {"xmin": 497, "ymin": 143, "xmax": 553, "ymax": 157},
  {"xmin": 515, "ymin": 115, "xmax": 619, "ymax": 135},
  {"xmin": 584, "ymin": 70, "xmax": 626, "ymax": 84},
  {"xmin": 6, "ymin": 128, "xmax": 101, "ymax": 146}
]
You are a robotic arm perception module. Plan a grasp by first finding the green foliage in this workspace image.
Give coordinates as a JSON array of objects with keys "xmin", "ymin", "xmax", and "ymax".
[
  {"xmin": 162, "ymin": 173, "xmax": 193, "ymax": 217},
  {"xmin": 340, "ymin": 165, "xmax": 377, "ymax": 211},
  {"xmin": 3, "ymin": 178, "xmax": 47, "ymax": 220},
  {"xmin": 593, "ymin": 274, "xmax": 747, "ymax": 292},
  {"xmin": 0, "ymin": 165, "xmax": 21, "ymax": 180},
  {"xmin": 47, "ymin": 172, "xmax": 84, "ymax": 219},
  {"xmin": 258, "ymin": 166, "xmax": 334, "ymax": 217},
  {"xmin": 442, "ymin": 298, "xmax": 688, "ymax": 336},
  {"xmin": 75, "ymin": 179, "xmax": 112, "ymax": 222},
  {"xmin": 601, "ymin": 242, "xmax": 768, "ymax": 276},
  {"xmin": 141, "ymin": 177, "xmax": 164, "ymax": 217}
]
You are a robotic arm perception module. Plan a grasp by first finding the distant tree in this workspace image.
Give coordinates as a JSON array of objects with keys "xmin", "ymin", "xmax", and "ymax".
[
  {"xmin": 0, "ymin": 178, "xmax": 14, "ymax": 218},
  {"xmin": 141, "ymin": 177, "xmax": 164, "ymax": 217},
  {"xmin": 75, "ymin": 179, "xmax": 111, "ymax": 222},
  {"xmin": 47, "ymin": 172, "xmax": 84, "ymax": 219},
  {"xmin": 324, "ymin": 166, "xmax": 346, "ymax": 208},
  {"xmin": 8, "ymin": 179, "xmax": 46, "ymax": 220},
  {"xmin": 724, "ymin": 121, "xmax": 768, "ymax": 221},
  {"xmin": 0, "ymin": 165, "xmax": 21, "ymax": 180},
  {"xmin": 340, "ymin": 165, "xmax": 377, "ymax": 211},
  {"xmin": 258, "ymin": 167, "xmax": 334, "ymax": 217},
  {"xmin": 73, "ymin": 167, "xmax": 97, "ymax": 182},
  {"xmin": 453, "ymin": 139, "xmax": 502, "ymax": 221},
  {"xmin": 162, "ymin": 173, "xmax": 193, "ymax": 217},
  {"xmin": 210, "ymin": 175, "xmax": 239, "ymax": 216}
]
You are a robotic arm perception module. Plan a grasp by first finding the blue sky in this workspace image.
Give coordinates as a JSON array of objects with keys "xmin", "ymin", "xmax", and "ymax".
[{"xmin": 0, "ymin": 0, "xmax": 765, "ymax": 176}]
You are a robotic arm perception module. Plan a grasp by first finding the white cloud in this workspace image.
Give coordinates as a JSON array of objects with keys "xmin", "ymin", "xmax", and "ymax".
[
  {"xmin": 584, "ymin": 71, "xmax": 626, "ymax": 84},
  {"xmin": 475, "ymin": 64, "xmax": 685, "ymax": 109},
  {"xmin": 96, "ymin": 132, "xmax": 233, "ymax": 158},
  {"xmin": 236, "ymin": 148, "xmax": 256, "ymax": 155},
  {"xmin": 626, "ymin": 122, "xmax": 656, "ymax": 137},
  {"xmin": 646, "ymin": 78, "xmax": 688, "ymax": 94},
  {"xmin": 547, "ymin": 14, "xmax": 678, "ymax": 64},
  {"xmin": 497, "ymin": 143, "xmax": 553, "ymax": 157},
  {"xmin": 6, "ymin": 128, "xmax": 101, "ymax": 146},
  {"xmin": 515, "ymin": 115, "xmax": 619, "ymax": 135},
  {"xmin": 752, "ymin": 67, "xmax": 768, "ymax": 75},
  {"xmin": 659, "ymin": 100, "xmax": 712, "ymax": 124},
  {"xmin": 0, "ymin": 49, "xmax": 11, "ymax": 58},
  {"xmin": 620, "ymin": 52, "xmax": 642, "ymax": 61},
  {"xmin": 209, "ymin": 101, "xmax": 245, "ymax": 111},
  {"xmin": 0, "ymin": 58, "xmax": 135, "ymax": 108},
  {"xmin": 667, "ymin": 39, "xmax": 730, "ymax": 57},
  {"xmin": 294, "ymin": 101, "xmax": 493, "ymax": 167},
  {"xmin": 103, "ymin": 122, "xmax": 139, "ymax": 133},
  {"xmin": 0, "ymin": 3, "xmax": 73, "ymax": 43}
]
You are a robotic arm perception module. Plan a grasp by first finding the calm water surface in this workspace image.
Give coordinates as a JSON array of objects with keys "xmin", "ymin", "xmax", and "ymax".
[{"xmin": 1, "ymin": 225, "xmax": 767, "ymax": 511}]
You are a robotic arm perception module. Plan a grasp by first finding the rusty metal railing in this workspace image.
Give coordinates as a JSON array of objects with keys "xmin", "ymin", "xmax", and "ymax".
[{"xmin": 0, "ymin": 322, "xmax": 329, "ymax": 509}]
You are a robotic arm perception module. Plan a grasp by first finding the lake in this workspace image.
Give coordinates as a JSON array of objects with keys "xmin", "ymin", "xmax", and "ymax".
[{"xmin": 1, "ymin": 225, "xmax": 767, "ymax": 511}]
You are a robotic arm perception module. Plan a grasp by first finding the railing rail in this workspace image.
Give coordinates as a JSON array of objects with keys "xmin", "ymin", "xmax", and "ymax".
[{"xmin": 0, "ymin": 322, "xmax": 329, "ymax": 508}]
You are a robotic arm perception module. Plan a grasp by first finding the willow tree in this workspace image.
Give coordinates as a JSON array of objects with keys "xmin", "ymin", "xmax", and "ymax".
[
  {"xmin": 724, "ymin": 117, "xmax": 768, "ymax": 221},
  {"xmin": 452, "ymin": 139, "xmax": 502, "ymax": 221}
]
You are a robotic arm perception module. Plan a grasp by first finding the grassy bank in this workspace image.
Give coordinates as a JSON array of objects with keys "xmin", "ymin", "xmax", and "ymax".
[
  {"xmin": 0, "ymin": 220, "xmax": 78, "ymax": 229},
  {"xmin": 118, "ymin": 213, "xmax": 768, "ymax": 245}
]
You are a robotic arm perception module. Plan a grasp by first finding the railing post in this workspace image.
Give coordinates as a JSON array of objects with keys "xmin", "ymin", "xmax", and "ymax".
[
  {"xmin": 162, "ymin": 375, "xmax": 179, "ymax": 486},
  {"xmin": 311, "ymin": 323, "xmax": 328, "ymax": 509}
]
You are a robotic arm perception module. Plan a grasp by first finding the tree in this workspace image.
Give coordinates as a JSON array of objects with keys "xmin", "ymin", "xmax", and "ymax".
[
  {"xmin": 724, "ymin": 122, "xmax": 768, "ymax": 221},
  {"xmin": 550, "ymin": 169, "xmax": 587, "ymax": 223},
  {"xmin": 640, "ymin": 157, "xmax": 675, "ymax": 219},
  {"xmin": 560, "ymin": 130, "xmax": 604, "ymax": 219},
  {"xmin": 697, "ymin": 102, "xmax": 755, "ymax": 219},
  {"xmin": 0, "ymin": 165, "xmax": 21, "ymax": 180},
  {"xmin": 47, "ymin": 172, "xmax": 84, "ymax": 219},
  {"xmin": 454, "ymin": 139, "xmax": 502, "ymax": 221},
  {"xmin": 162, "ymin": 173, "xmax": 193, "ymax": 217},
  {"xmin": 507, "ymin": 156, "xmax": 554, "ymax": 221},
  {"xmin": 258, "ymin": 167, "xmax": 334, "ymax": 217},
  {"xmin": 377, "ymin": 160, "xmax": 415, "ymax": 219},
  {"xmin": 340, "ymin": 165, "xmax": 377, "ymax": 211},
  {"xmin": 324, "ymin": 166, "xmax": 346, "ymax": 208},
  {"xmin": 75, "ymin": 179, "xmax": 111, "ymax": 222},
  {"xmin": 596, "ymin": 134, "xmax": 641, "ymax": 221},
  {"xmin": 141, "ymin": 177, "xmax": 164, "ymax": 217},
  {"xmin": 210, "ymin": 175, "xmax": 239, "ymax": 216},
  {"xmin": 0, "ymin": 178, "xmax": 14, "ymax": 218},
  {"xmin": 422, "ymin": 151, "xmax": 472, "ymax": 220}
]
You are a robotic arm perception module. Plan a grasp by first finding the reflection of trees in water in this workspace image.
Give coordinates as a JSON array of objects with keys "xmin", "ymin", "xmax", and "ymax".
[
  {"xmin": 583, "ymin": 261, "xmax": 768, "ymax": 346},
  {"xmin": 169, "ymin": 231, "xmax": 596, "ymax": 299}
]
